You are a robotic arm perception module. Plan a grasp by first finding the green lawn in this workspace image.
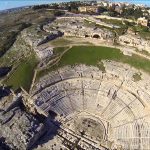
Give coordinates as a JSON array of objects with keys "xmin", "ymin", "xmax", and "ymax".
[
  {"xmin": 139, "ymin": 31, "xmax": 150, "ymax": 40},
  {"xmin": 99, "ymin": 18, "xmax": 123, "ymax": 26},
  {"xmin": 37, "ymin": 46, "xmax": 150, "ymax": 80},
  {"xmin": 49, "ymin": 38, "xmax": 73, "ymax": 47},
  {"xmin": 58, "ymin": 46, "xmax": 121, "ymax": 66},
  {"xmin": 53, "ymin": 47, "xmax": 69, "ymax": 55},
  {"xmin": 4, "ymin": 54, "xmax": 38, "ymax": 92},
  {"xmin": 49, "ymin": 37, "xmax": 93, "ymax": 47}
]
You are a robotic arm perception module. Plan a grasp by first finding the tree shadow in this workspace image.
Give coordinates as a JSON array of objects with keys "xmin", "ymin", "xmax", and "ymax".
[
  {"xmin": 0, "ymin": 66, "xmax": 12, "ymax": 78},
  {"xmin": 0, "ymin": 86, "xmax": 12, "ymax": 100},
  {"xmin": 0, "ymin": 137, "xmax": 10, "ymax": 150}
]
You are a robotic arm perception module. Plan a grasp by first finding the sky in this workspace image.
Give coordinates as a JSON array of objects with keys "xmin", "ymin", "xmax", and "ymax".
[
  {"xmin": 0, "ymin": 0, "xmax": 70, "ymax": 10},
  {"xmin": 0, "ymin": 0, "xmax": 150, "ymax": 11}
]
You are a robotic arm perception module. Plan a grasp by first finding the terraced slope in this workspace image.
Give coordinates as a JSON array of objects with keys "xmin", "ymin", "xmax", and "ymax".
[{"xmin": 32, "ymin": 61, "xmax": 150, "ymax": 150}]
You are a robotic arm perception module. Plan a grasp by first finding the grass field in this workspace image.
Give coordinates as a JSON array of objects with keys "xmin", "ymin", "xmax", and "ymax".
[
  {"xmin": 49, "ymin": 38, "xmax": 73, "ymax": 47},
  {"xmin": 48, "ymin": 37, "xmax": 93, "ymax": 47},
  {"xmin": 4, "ymin": 54, "xmax": 38, "ymax": 92},
  {"xmin": 37, "ymin": 46, "xmax": 150, "ymax": 79},
  {"xmin": 0, "ymin": 8, "xmax": 55, "ymax": 57},
  {"xmin": 53, "ymin": 47, "xmax": 69, "ymax": 55},
  {"xmin": 139, "ymin": 31, "xmax": 150, "ymax": 40},
  {"xmin": 5, "ymin": 45, "xmax": 150, "ymax": 90},
  {"xmin": 99, "ymin": 18, "xmax": 123, "ymax": 26}
]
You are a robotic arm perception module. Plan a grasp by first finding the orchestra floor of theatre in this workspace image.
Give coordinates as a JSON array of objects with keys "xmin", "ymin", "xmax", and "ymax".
[{"xmin": 33, "ymin": 60, "xmax": 150, "ymax": 150}]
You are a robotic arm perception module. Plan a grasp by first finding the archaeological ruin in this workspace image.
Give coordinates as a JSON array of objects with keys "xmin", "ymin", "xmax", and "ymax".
[{"xmin": 30, "ymin": 61, "xmax": 150, "ymax": 150}]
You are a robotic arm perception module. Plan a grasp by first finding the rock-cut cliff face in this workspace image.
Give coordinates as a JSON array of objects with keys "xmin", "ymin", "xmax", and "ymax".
[
  {"xmin": 21, "ymin": 25, "xmax": 63, "ymax": 59},
  {"xmin": 0, "ymin": 92, "xmax": 46, "ymax": 150}
]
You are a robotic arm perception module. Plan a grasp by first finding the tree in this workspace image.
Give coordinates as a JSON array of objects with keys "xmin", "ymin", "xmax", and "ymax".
[
  {"xmin": 98, "ymin": 6, "xmax": 107, "ymax": 14},
  {"xmin": 54, "ymin": 10, "xmax": 65, "ymax": 16},
  {"xmin": 122, "ymin": 7, "xmax": 143, "ymax": 19}
]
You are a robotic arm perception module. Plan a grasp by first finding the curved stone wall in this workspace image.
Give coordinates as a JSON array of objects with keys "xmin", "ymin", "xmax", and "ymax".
[{"xmin": 32, "ymin": 61, "xmax": 150, "ymax": 149}]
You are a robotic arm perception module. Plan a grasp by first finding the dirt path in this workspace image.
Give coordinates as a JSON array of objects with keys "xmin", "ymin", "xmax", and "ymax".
[
  {"xmin": 67, "ymin": 37, "xmax": 150, "ymax": 61},
  {"xmin": 29, "ymin": 46, "xmax": 72, "ymax": 93},
  {"xmin": 29, "ymin": 36, "xmax": 150, "ymax": 94}
]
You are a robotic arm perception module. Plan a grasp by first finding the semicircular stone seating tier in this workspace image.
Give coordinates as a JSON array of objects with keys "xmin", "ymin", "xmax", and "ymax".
[{"xmin": 32, "ymin": 60, "xmax": 150, "ymax": 150}]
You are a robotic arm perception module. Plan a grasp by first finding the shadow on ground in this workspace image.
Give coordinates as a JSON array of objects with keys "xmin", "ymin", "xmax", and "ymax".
[{"xmin": 31, "ymin": 113, "xmax": 62, "ymax": 150}]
